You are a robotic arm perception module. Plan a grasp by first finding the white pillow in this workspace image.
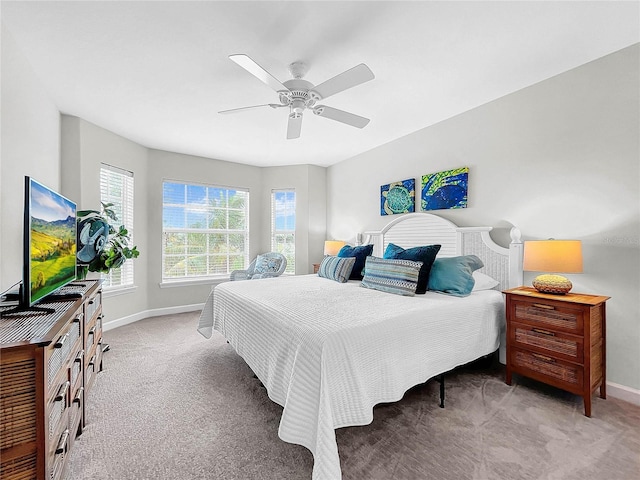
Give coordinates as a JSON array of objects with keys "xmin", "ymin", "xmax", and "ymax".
[{"xmin": 471, "ymin": 271, "xmax": 500, "ymax": 291}]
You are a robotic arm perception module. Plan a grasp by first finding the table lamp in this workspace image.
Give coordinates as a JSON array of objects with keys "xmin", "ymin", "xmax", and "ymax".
[
  {"xmin": 523, "ymin": 239, "xmax": 583, "ymax": 294},
  {"xmin": 324, "ymin": 240, "xmax": 346, "ymax": 256}
]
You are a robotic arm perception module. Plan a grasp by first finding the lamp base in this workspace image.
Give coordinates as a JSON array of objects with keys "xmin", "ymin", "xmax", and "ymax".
[{"xmin": 532, "ymin": 274, "xmax": 572, "ymax": 295}]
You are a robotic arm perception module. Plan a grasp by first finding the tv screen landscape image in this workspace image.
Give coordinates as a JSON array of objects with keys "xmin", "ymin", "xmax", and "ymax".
[{"xmin": 27, "ymin": 177, "xmax": 77, "ymax": 305}]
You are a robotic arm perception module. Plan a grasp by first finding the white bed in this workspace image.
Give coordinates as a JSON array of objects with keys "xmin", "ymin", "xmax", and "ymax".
[{"xmin": 198, "ymin": 213, "xmax": 523, "ymax": 480}]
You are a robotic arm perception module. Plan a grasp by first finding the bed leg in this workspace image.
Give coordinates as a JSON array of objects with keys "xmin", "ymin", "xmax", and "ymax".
[{"xmin": 437, "ymin": 374, "xmax": 445, "ymax": 408}]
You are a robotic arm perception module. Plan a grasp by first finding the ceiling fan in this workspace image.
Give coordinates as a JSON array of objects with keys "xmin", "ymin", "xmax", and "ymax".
[{"xmin": 220, "ymin": 54, "xmax": 375, "ymax": 139}]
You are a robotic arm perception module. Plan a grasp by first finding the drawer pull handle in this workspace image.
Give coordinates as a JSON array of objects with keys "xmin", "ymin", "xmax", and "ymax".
[
  {"xmin": 73, "ymin": 387, "xmax": 84, "ymax": 406},
  {"xmin": 88, "ymin": 355, "xmax": 96, "ymax": 367},
  {"xmin": 88, "ymin": 300, "xmax": 94, "ymax": 305},
  {"xmin": 88, "ymin": 326, "xmax": 96, "ymax": 335},
  {"xmin": 55, "ymin": 429, "xmax": 69, "ymax": 455},
  {"xmin": 74, "ymin": 350, "xmax": 84, "ymax": 363},
  {"xmin": 532, "ymin": 328, "xmax": 555, "ymax": 337},
  {"xmin": 531, "ymin": 353, "xmax": 556, "ymax": 363},
  {"xmin": 54, "ymin": 332, "xmax": 69, "ymax": 348},
  {"xmin": 531, "ymin": 303, "xmax": 555, "ymax": 310},
  {"xmin": 55, "ymin": 381, "xmax": 70, "ymax": 402},
  {"xmin": 73, "ymin": 316, "xmax": 82, "ymax": 324}
]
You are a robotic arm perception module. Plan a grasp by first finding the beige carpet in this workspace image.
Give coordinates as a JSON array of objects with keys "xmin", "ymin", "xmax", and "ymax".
[{"xmin": 67, "ymin": 311, "xmax": 640, "ymax": 480}]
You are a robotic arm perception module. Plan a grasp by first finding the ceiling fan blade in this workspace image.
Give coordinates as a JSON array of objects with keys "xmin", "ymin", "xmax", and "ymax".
[
  {"xmin": 313, "ymin": 105, "xmax": 370, "ymax": 128},
  {"xmin": 309, "ymin": 64, "xmax": 374, "ymax": 101},
  {"xmin": 287, "ymin": 113, "xmax": 303, "ymax": 139},
  {"xmin": 229, "ymin": 54, "xmax": 289, "ymax": 93},
  {"xmin": 219, "ymin": 104, "xmax": 285, "ymax": 114}
]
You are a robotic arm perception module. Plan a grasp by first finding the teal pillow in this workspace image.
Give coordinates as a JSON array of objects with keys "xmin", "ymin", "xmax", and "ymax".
[
  {"xmin": 361, "ymin": 256, "xmax": 423, "ymax": 296},
  {"xmin": 383, "ymin": 243, "xmax": 441, "ymax": 294},
  {"xmin": 427, "ymin": 255, "xmax": 484, "ymax": 297},
  {"xmin": 317, "ymin": 256, "xmax": 356, "ymax": 283},
  {"xmin": 337, "ymin": 244, "xmax": 374, "ymax": 280}
]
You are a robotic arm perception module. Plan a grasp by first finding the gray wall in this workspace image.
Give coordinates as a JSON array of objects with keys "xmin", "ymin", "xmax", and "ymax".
[
  {"xmin": 327, "ymin": 44, "xmax": 640, "ymax": 390},
  {"xmin": 1, "ymin": 23, "xmax": 61, "ymax": 292}
]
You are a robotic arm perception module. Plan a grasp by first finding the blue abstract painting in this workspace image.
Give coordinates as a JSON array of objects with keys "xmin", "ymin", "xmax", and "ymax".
[{"xmin": 421, "ymin": 167, "xmax": 468, "ymax": 211}]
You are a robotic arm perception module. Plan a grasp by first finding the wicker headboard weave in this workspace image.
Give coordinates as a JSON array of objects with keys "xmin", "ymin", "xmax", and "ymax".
[{"xmin": 361, "ymin": 213, "xmax": 523, "ymax": 291}]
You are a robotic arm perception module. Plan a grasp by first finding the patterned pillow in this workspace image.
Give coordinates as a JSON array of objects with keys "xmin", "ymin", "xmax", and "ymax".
[
  {"xmin": 361, "ymin": 256, "xmax": 423, "ymax": 296},
  {"xmin": 337, "ymin": 244, "xmax": 374, "ymax": 280},
  {"xmin": 317, "ymin": 256, "xmax": 356, "ymax": 283},
  {"xmin": 253, "ymin": 254, "xmax": 284, "ymax": 275},
  {"xmin": 383, "ymin": 243, "xmax": 441, "ymax": 294},
  {"xmin": 428, "ymin": 255, "xmax": 484, "ymax": 297}
]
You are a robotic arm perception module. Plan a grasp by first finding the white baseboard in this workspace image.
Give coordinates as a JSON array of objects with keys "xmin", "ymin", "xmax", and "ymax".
[
  {"xmin": 102, "ymin": 303, "xmax": 205, "ymax": 332},
  {"xmin": 606, "ymin": 381, "xmax": 640, "ymax": 406},
  {"xmin": 103, "ymin": 305, "xmax": 640, "ymax": 407}
]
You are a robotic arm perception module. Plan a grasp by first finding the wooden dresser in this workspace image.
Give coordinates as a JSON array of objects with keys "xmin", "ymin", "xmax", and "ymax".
[
  {"xmin": 0, "ymin": 280, "xmax": 103, "ymax": 480},
  {"xmin": 504, "ymin": 287, "xmax": 609, "ymax": 417}
]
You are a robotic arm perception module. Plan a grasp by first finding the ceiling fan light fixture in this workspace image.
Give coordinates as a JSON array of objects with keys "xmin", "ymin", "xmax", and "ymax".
[{"xmin": 224, "ymin": 54, "xmax": 374, "ymax": 139}]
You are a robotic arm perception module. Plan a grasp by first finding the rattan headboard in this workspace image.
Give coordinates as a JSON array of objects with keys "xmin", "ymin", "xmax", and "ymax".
[{"xmin": 361, "ymin": 213, "xmax": 523, "ymax": 291}]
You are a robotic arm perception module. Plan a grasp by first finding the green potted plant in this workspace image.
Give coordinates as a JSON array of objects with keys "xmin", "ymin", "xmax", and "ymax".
[{"xmin": 76, "ymin": 202, "xmax": 139, "ymax": 279}]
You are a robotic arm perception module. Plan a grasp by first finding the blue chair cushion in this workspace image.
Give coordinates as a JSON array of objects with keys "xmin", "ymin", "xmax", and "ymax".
[
  {"xmin": 337, "ymin": 244, "xmax": 374, "ymax": 280},
  {"xmin": 254, "ymin": 253, "xmax": 285, "ymax": 275}
]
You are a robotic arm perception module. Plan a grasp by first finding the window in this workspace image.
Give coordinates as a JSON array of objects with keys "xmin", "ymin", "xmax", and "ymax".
[
  {"xmin": 100, "ymin": 164, "xmax": 135, "ymax": 289},
  {"xmin": 271, "ymin": 189, "xmax": 295, "ymax": 274},
  {"xmin": 162, "ymin": 181, "xmax": 249, "ymax": 280}
]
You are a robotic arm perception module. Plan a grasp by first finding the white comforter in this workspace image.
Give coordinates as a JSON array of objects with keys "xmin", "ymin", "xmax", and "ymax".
[{"xmin": 198, "ymin": 274, "xmax": 504, "ymax": 480}]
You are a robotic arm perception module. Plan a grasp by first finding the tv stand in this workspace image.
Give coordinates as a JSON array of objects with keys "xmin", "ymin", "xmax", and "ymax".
[{"xmin": 0, "ymin": 280, "xmax": 104, "ymax": 480}]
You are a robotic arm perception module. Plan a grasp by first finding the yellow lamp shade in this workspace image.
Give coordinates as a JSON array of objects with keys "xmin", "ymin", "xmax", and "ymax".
[
  {"xmin": 523, "ymin": 240, "xmax": 583, "ymax": 294},
  {"xmin": 324, "ymin": 240, "xmax": 346, "ymax": 256}
]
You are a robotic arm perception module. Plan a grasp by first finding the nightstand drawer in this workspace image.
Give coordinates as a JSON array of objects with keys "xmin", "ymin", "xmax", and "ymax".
[
  {"xmin": 513, "ymin": 301, "xmax": 583, "ymax": 334},
  {"xmin": 511, "ymin": 322, "xmax": 583, "ymax": 362},
  {"xmin": 511, "ymin": 347, "xmax": 583, "ymax": 390}
]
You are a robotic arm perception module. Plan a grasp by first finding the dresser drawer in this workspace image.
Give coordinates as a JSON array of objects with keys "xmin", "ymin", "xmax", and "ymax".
[
  {"xmin": 511, "ymin": 322, "xmax": 583, "ymax": 363},
  {"xmin": 512, "ymin": 300, "xmax": 584, "ymax": 334},
  {"xmin": 511, "ymin": 347, "xmax": 584, "ymax": 390},
  {"xmin": 47, "ymin": 315, "xmax": 82, "ymax": 389}
]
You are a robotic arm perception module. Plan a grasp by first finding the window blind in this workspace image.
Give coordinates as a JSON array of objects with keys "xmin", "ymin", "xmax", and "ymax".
[
  {"xmin": 100, "ymin": 164, "xmax": 135, "ymax": 288},
  {"xmin": 271, "ymin": 189, "xmax": 295, "ymax": 274},
  {"xmin": 162, "ymin": 181, "xmax": 249, "ymax": 280}
]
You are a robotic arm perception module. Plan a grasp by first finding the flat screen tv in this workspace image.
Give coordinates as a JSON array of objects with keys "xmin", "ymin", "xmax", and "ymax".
[{"xmin": 12, "ymin": 176, "xmax": 78, "ymax": 313}]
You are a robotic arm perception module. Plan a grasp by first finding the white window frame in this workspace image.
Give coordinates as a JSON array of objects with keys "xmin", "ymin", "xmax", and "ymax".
[
  {"xmin": 99, "ymin": 164, "xmax": 135, "ymax": 290},
  {"xmin": 161, "ymin": 180, "xmax": 249, "ymax": 283},
  {"xmin": 271, "ymin": 189, "xmax": 295, "ymax": 274}
]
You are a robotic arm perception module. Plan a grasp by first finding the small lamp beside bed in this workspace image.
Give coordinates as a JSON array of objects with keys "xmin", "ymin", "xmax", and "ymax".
[
  {"xmin": 324, "ymin": 240, "xmax": 346, "ymax": 256},
  {"xmin": 523, "ymin": 239, "xmax": 583, "ymax": 294}
]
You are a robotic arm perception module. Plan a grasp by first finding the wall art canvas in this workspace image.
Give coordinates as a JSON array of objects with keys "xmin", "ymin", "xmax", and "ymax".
[
  {"xmin": 381, "ymin": 178, "xmax": 415, "ymax": 215},
  {"xmin": 421, "ymin": 167, "xmax": 469, "ymax": 211}
]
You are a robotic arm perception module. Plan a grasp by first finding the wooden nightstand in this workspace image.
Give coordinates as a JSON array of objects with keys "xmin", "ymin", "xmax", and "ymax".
[
  {"xmin": 504, "ymin": 287, "xmax": 609, "ymax": 417},
  {"xmin": 313, "ymin": 263, "xmax": 320, "ymax": 274}
]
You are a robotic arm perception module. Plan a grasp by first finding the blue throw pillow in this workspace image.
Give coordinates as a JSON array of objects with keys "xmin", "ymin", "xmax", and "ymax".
[
  {"xmin": 338, "ymin": 244, "xmax": 374, "ymax": 280},
  {"xmin": 317, "ymin": 256, "xmax": 356, "ymax": 283},
  {"xmin": 361, "ymin": 256, "xmax": 423, "ymax": 296},
  {"xmin": 383, "ymin": 243, "xmax": 441, "ymax": 294},
  {"xmin": 427, "ymin": 255, "xmax": 484, "ymax": 297}
]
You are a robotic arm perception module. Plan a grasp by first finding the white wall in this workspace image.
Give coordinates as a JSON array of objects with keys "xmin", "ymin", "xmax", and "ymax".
[
  {"xmin": 0, "ymin": 23, "xmax": 61, "ymax": 292},
  {"xmin": 61, "ymin": 116, "xmax": 149, "ymax": 322},
  {"xmin": 327, "ymin": 45, "xmax": 640, "ymax": 391},
  {"xmin": 261, "ymin": 164, "xmax": 327, "ymax": 274}
]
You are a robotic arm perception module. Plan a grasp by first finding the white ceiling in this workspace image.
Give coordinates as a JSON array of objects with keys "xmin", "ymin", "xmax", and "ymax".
[{"xmin": 2, "ymin": 1, "xmax": 638, "ymax": 167}]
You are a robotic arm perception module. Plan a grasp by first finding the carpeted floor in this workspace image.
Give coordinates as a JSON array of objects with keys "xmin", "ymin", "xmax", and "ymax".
[{"xmin": 67, "ymin": 311, "xmax": 640, "ymax": 480}]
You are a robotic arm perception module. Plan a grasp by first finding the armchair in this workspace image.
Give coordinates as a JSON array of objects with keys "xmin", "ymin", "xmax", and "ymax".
[{"xmin": 230, "ymin": 252, "xmax": 287, "ymax": 281}]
